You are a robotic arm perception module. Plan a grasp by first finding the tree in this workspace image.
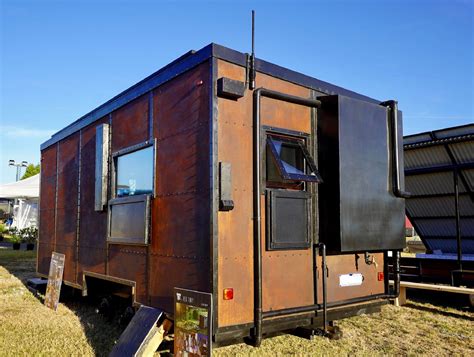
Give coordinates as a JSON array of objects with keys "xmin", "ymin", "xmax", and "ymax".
[{"xmin": 21, "ymin": 164, "xmax": 40, "ymax": 180}]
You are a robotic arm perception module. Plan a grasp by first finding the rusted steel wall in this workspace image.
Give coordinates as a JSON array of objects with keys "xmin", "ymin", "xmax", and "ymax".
[
  {"xmin": 38, "ymin": 145, "xmax": 58, "ymax": 275},
  {"xmin": 216, "ymin": 59, "xmax": 314, "ymax": 327},
  {"xmin": 77, "ymin": 117, "xmax": 109, "ymax": 284},
  {"xmin": 55, "ymin": 133, "xmax": 80, "ymax": 285},
  {"xmin": 111, "ymin": 95, "xmax": 149, "ymax": 152},
  {"xmin": 149, "ymin": 61, "xmax": 211, "ymax": 312},
  {"xmin": 38, "ymin": 61, "xmax": 211, "ymax": 308},
  {"xmin": 215, "ymin": 60, "xmax": 385, "ymax": 328},
  {"xmin": 316, "ymin": 254, "xmax": 385, "ymax": 303}
]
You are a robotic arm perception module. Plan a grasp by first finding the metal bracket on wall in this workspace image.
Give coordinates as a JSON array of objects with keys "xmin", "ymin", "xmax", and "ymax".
[
  {"xmin": 219, "ymin": 162, "xmax": 234, "ymax": 211},
  {"xmin": 217, "ymin": 77, "xmax": 246, "ymax": 100}
]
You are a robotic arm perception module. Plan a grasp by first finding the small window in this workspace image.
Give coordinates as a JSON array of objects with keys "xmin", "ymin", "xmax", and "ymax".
[
  {"xmin": 266, "ymin": 135, "xmax": 322, "ymax": 185},
  {"xmin": 116, "ymin": 146, "xmax": 153, "ymax": 197}
]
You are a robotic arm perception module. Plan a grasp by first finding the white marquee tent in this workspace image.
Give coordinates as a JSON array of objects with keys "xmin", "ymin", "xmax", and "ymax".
[{"xmin": 0, "ymin": 174, "xmax": 39, "ymax": 229}]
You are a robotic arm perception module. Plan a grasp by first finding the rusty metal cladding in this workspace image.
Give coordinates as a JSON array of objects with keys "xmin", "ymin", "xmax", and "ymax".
[
  {"xmin": 149, "ymin": 61, "xmax": 211, "ymax": 310},
  {"xmin": 108, "ymin": 244, "xmax": 148, "ymax": 303},
  {"xmin": 316, "ymin": 254, "xmax": 385, "ymax": 303},
  {"xmin": 153, "ymin": 62, "xmax": 210, "ymax": 140},
  {"xmin": 77, "ymin": 118, "xmax": 109, "ymax": 283},
  {"xmin": 155, "ymin": 125, "xmax": 209, "ymax": 197},
  {"xmin": 55, "ymin": 133, "xmax": 80, "ymax": 284},
  {"xmin": 216, "ymin": 61, "xmax": 253, "ymax": 327},
  {"xmin": 216, "ymin": 59, "xmax": 314, "ymax": 327},
  {"xmin": 261, "ymin": 196, "xmax": 314, "ymax": 312},
  {"xmin": 38, "ymin": 145, "xmax": 57, "ymax": 275},
  {"xmin": 111, "ymin": 94, "xmax": 149, "ymax": 151}
]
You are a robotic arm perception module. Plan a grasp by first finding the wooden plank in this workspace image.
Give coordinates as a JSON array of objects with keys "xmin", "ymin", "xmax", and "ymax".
[
  {"xmin": 110, "ymin": 306, "xmax": 164, "ymax": 357},
  {"xmin": 390, "ymin": 280, "xmax": 474, "ymax": 294},
  {"xmin": 44, "ymin": 252, "xmax": 65, "ymax": 311}
]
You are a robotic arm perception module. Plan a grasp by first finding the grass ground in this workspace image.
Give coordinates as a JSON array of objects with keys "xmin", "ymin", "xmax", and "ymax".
[
  {"xmin": 0, "ymin": 249, "xmax": 472, "ymax": 356},
  {"xmin": 0, "ymin": 249, "xmax": 122, "ymax": 356}
]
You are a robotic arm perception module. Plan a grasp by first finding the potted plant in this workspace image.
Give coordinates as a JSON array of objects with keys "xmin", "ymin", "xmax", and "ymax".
[
  {"xmin": 10, "ymin": 233, "xmax": 21, "ymax": 250},
  {"xmin": 21, "ymin": 227, "xmax": 38, "ymax": 250}
]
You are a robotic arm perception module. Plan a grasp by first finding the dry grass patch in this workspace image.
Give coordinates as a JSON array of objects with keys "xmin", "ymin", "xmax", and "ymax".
[
  {"xmin": 0, "ymin": 250, "xmax": 122, "ymax": 356},
  {"xmin": 215, "ymin": 299, "xmax": 473, "ymax": 356}
]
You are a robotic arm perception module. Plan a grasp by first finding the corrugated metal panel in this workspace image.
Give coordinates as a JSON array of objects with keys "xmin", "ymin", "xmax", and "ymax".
[
  {"xmin": 406, "ymin": 196, "xmax": 474, "ymax": 217},
  {"xmin": 462, "ymin": 169, "xmax": 474, "ymax": 191},
  {"xmin": 416, "ymin": 218, "xmax": 474, "ymax": 237},
  {"xmin": 405, "ymin": 172, "xmax": 468, "ymax": 195},
  {"xmin": 404, "ymin": 146, "xmax": 452, "ymax": 169},
  {"xmin": 424, "ymin": 239, "xmax": 474, "ymax": 254},
  {"xmin": 449, "ymin": 142, "xmax": 474, "ymax": 164},
  {"xmin": 404, "ymin": 124, "xmax": 474, "ymax": 255}
]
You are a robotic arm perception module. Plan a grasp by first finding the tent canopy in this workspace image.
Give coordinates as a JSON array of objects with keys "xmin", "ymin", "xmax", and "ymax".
[{"xmin": 0, "ymin": 174, "xmax": 40, "ymax": 199}]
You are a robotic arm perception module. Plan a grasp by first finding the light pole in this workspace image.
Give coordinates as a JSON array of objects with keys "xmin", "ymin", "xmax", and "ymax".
[{"xmin": 8, "ymin": 160, "xmax": 29, "ymax": 181}]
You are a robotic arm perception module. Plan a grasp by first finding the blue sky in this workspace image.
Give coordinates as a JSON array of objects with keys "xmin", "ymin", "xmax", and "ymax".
[{"xmin": 1, "ymin": 0, "xmax": 472, "ymax": 184}]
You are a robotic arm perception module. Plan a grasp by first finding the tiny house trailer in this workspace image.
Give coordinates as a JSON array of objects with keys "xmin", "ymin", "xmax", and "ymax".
[{"xmin": 38, "ymin": 43, "xmax": 407, "ymax": 345}]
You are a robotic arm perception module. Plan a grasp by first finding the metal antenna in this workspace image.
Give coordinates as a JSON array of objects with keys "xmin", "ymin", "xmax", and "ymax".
[{"xmin": 249, "ymin": 10, "xmax": 256, "ymax": 90}]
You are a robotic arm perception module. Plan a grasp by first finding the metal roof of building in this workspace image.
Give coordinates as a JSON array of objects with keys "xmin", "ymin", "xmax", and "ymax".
[{"xmin": 404, "ymin": 124, "xmax": 474, "ymax": 256}]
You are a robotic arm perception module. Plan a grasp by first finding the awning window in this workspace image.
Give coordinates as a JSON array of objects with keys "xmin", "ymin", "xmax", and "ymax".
[{"xmin": 266, "ymin": 135, "xmax": 322, "ymax": 183}]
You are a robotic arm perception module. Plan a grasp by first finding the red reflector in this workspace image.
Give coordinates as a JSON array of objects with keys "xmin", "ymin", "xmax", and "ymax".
[
  {"xmin": 223, "ymin": 288, "xmax": 234, "ymax": 300},
  {"xmin": 377, "ymin": 272, "xmax": 384, "ymax": 281}
]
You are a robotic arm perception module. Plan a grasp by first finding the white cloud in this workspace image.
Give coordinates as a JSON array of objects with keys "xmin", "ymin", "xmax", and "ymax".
[{"xmin": 0, "ymin": 125, "xmax": 56, "ymax": 138}]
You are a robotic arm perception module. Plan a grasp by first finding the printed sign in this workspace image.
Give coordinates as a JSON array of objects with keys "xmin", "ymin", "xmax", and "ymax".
[
  {"xmin": 44, "ymin": 252, "xmax": 65, "ymax": 311},
  {"xmin": 174, "ymin": 288, "xmax": 212, "ymax": 357}
]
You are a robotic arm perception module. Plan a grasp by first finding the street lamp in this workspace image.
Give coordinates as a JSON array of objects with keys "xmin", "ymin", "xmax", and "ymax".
[{"xmin": 9, "ymin": 160, "xmax": 29, "ymax": 181}]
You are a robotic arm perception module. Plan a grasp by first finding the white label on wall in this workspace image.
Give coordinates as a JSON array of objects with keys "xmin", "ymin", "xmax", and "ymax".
[{"xmin": 339, "ymin": 273, "xmax": 364, "ymax": 287}]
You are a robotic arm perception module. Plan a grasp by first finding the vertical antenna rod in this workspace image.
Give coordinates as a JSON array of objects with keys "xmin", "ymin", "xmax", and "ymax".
[{"xmin": 249, "ymin": 10, "xmax": 256, "ymax": 90}]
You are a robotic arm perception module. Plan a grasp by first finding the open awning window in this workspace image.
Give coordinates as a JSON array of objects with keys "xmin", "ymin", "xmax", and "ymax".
[{"xmin": 266, "ymin": 135, "xmax": 322, "ymax": 183}]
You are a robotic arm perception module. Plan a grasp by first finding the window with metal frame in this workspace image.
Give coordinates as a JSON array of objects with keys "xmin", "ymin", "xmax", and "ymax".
[
  {"xmin": 115, "ymin": 145, "xmax": 154, "ymax": 197},
  {"xmin": 266, "ymin": 134, "xmax": 322, "ymax": 185}
]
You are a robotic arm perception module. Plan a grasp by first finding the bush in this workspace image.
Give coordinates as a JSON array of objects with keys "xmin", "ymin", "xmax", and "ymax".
[
  {"xmin": 19, "ymin": 227, "xmax": 38, "ymax": 244},
  {"xmin": 0, "ymin": 223, "xmax": 6, "ymax": 234},
  {"xmin": 9, "ymin": 233, "xmax": 22, "ymax": 244}
]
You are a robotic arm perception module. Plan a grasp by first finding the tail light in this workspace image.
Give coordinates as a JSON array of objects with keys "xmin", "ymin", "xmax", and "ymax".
[
  {"xmin": 223, "ymin": 288, "xmax": 234, "ymax": 300},
  {"xmin": 377, "ymin": 272, "xmax": 384, "ymax": 281}
]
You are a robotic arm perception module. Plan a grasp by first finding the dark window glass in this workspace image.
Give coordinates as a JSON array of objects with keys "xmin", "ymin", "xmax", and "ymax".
[
  {"xmin": 116, "ymin": 146, "xmax": 153, "ymax": 197},
  {"xmin": 266, "ymin": 135, "xmax": 322, "ymax": 185}
]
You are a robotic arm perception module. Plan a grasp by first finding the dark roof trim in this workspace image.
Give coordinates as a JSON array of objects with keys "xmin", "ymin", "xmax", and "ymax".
[
  {"xmin": 404, "ymin": 133, "xmax": 474, "ymax": 150},
  {"xmin": 42, "ymin": 43, "xmax": 380, "ymax": 150},
  {"xmin": 404, "ymin": 123, "xmax": 474, "ymax": 146}
]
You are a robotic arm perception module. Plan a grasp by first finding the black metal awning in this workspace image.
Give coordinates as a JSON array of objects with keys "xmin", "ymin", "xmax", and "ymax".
[{"xmin": 404, "ymin": 124, "xmax": 474, "ymax": 260}]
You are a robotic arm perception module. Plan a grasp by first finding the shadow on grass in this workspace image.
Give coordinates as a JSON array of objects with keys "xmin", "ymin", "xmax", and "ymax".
[
  {"xmin": 62, "ymin": 294, "xmax": 125, "ymax": 356},
  {"xmin": 0, "ymin": 249, "xmax": 124, "ymax": 357},
  {"xmin": 404, "ymin": 302, "xmax": 474, "ymax": 322}
]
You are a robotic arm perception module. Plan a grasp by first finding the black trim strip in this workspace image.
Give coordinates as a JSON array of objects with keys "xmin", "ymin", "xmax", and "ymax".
[{"xmin": 405, "ymin": 162, "xmax": 474, "ymax": 175}]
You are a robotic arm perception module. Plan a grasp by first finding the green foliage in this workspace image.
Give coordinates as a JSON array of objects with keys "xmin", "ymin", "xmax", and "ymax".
[
  {"xmin": 0, "ymin": 223, "xmax": 6, "ymax": 234},
  {"xmin": 19, "ymin": 227, "xmax": 38, "ymax": 243},
  {"xmin": 21, "ymin": 164, "xmax": 40, "ymax": 180},
  {"xmin": 8, "ymin": 231, "xmax": 22, "ymax": 244}
]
